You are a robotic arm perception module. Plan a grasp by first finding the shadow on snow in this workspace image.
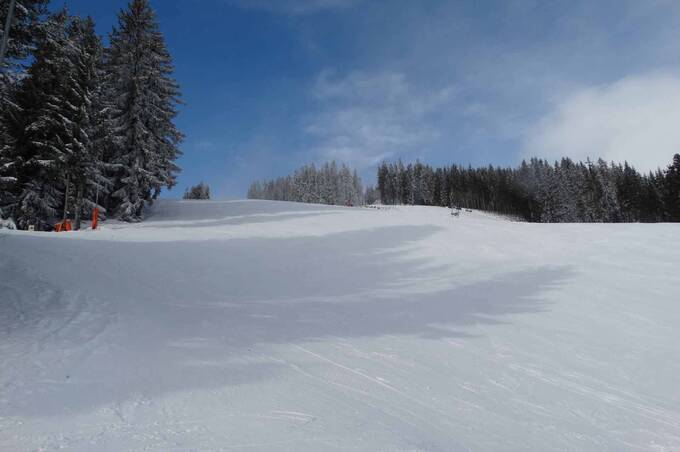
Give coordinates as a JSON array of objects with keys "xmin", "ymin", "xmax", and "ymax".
[{"xmin": 0, "ymin": 214, "xmax": 574, "ymax": 417}]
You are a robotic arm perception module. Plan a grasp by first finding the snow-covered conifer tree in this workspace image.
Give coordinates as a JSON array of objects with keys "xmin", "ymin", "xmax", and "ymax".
[
  {"xmin": 6, "ymin": 12, "xmax": 110, "ymax": 230},
  {"xmin": 60, "ymin": 16, "xmax": 108, "ymax": 229},
  {"xmin": 183, "ymin": 181, "xmax": 211, "ymax": 200},
  {"xmin": 7, "ymin": 11, "xmax": 74, "ymax": 229},
  {"xmin": 664, "ymin": 154, "xmax": 680, "ymax": 221},
  {"xmin": 0, "ymin": 0, "xmax": 48, "ymax": 68},
  {"xmin": 0, "ymin": 0, "xmax": 49, "ymax": 220},
  {"xmin": 247, "ymin": 161, "xmax": 364, "ymax": 207},
  {"xmin": 105, "ymin": 0, "xmax": 183, "ymax": 222},
  {"xmin": 352, "ymin": 169, "xmax": 363, "ymax": 205}
]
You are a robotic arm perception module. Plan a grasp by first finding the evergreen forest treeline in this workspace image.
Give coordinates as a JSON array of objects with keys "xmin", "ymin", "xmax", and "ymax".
[
  {"xmin": 248, "ymin": 162, "xmax": 365, "ymax": 206},
  {"xmin": 376, "ymin": 156, "xmax": 680, "ymax": 222},
  {"xmin": 0, "ymin": 0, "xmax": 183, "ymax": 230},
  {"xmin": 249, "ymin": 155, "xmax": 680, "ymax": 223}
]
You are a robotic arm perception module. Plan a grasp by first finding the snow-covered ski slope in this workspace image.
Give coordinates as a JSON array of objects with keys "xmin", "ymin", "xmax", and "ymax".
[{"xmin": 1, "ymin": 200, "xmax": 679, "ymax": 451}]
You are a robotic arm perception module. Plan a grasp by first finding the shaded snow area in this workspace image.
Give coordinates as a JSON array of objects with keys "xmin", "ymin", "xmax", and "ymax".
[{"xmin": 1, "ymin": 200, "xmax": 679, "ymax": 451}]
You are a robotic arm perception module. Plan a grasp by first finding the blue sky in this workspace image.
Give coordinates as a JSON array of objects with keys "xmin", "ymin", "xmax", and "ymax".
[{"xmin": 57, "ymin": 0, "xmax": 680, "ymax": 198}]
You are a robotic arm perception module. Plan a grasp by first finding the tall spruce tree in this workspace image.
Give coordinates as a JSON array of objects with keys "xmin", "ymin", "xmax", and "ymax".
[
  {"xmin": 7, "ymin": 11, "xmax": 73, "ymax": 229},
  {"xmin": 6, "ymin": 12, "xmax": 108, "ymax": 230},
  {"xmin": 0, "ymin": 0, "xmax": 48, "ymax": 69},
  {"xmin": 63, "ymin": 16, "xmax": 109, "ymax": 230},
  {"xmin": 640, "ymin": 171, "xmax": 665, "ymax": 222},
  {"xmin": 0, "ymin": 75, "xmax": 17, "ymax": 217},
  {"xmin": 0, "ymin": 0, "xmax": 49, "ymax": 219},
  {"xmin": 664, "ymin": 154, "xmax": 680, "ymax": 221},
  {"xmin": 615, "ymin": 162, "xmax": 642, "ymax": 222},
  {"xmin": 105, "ymin": 0, "xmax": 183, "ymax": 222}
]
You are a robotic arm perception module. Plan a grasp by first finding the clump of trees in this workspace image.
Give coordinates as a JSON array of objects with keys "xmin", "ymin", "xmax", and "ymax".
[
  {"xmin": 248, "ymin": 161, "xmax": 364, "ymax": 206},
  {"xmin": 376, "ymin": 155, "xmax": 680, "ymax": 222},
  {"xmin": 183, "ymin": 182, "xmax": 210, "ymax": 200},
  {"xmin": 363, "ymin": 185, "xmax": 379, "ymax": 205},
  {"xmin": 0, "ymin": 0, "xmax": 183, "ymax": 230}
]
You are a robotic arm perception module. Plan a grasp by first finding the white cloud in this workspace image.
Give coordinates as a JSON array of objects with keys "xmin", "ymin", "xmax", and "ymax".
[
  {"xmin": 523, "ymin": 72, "xmax": 680, "ymax": 172},
  {"xmin": 226, "ymin": 0, "xmax": 360, "ymax": 15},
  {"xmin": 306, "ymin": 70, "xmax": 455, "ymax": 169}
]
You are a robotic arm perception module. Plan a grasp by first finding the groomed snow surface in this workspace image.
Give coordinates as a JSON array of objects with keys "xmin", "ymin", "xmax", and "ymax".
[{"xmin": 1, "ymin": 200, "xmax": 679, "ymax": 451}]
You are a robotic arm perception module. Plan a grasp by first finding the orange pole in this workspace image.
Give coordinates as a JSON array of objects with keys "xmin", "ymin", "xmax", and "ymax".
[{"xmin": 91, "ymin": 207, "xmax": 99, "ymax": 230}]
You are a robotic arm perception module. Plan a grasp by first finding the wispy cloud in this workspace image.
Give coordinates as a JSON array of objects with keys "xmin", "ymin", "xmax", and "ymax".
[
  {"xmin": 225, "ymin": 0, "xmax": 360, "ymax": 15},
  {"xmin": 196, "ymin": 0, "xmax": 680, "ymax": 194},
  {"xmin": 195, "ymin": 140, "xmax": 216, "ymax": 150},
  {"xmin": 305, "ymin": 70, "xmax": 455, "ymax": 169},
  {"xmin": 522, "ymin": 71, "xmax": 680, "ymax": 172}
]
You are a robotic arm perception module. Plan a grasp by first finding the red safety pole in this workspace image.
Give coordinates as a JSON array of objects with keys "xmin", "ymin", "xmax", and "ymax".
[{"xmin": 91, "ymin": 207, "xmax": 99, "ymax": 230}]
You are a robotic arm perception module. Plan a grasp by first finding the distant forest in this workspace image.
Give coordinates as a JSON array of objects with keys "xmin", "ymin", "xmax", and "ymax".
[
  {"xmin": 376, "ymin": 155, "xmax": 680, "ymax": 222},
  {"xmin": 248, "ymin": 162, "xmax": 364, "ymax": 206},
  {"xmin": 249, "ymin": 155, "xmax": 680, "ymax": 223}
]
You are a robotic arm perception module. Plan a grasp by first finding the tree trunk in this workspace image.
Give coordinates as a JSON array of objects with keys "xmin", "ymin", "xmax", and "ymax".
[
  {"xmin": 74, "ymin": 184, "xmax": 83, "ymax": 230},
  {"xmin": 62, "ymin": 175, "xmax": 71, "ymax": 222}
]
